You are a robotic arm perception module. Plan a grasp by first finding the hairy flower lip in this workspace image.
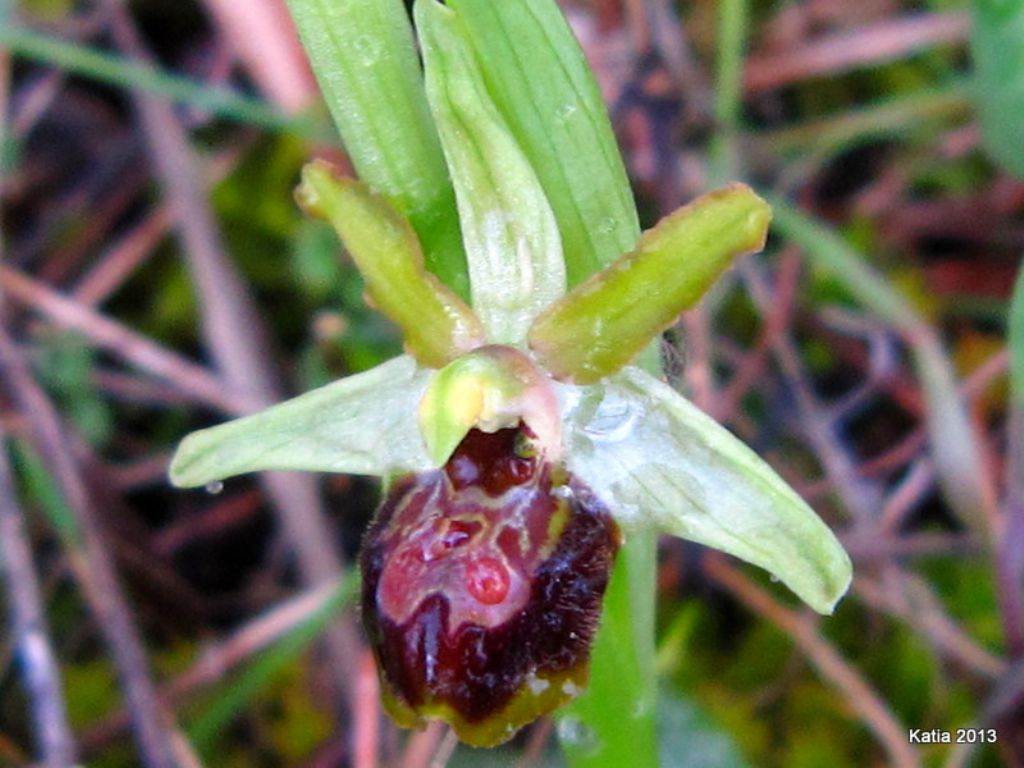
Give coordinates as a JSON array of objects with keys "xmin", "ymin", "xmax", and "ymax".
[{"xmin": 360, "ymin": 425, "xmax": 620, "ymax": 746}]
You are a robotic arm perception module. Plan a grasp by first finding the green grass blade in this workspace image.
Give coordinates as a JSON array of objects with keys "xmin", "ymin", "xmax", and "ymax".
[
  {"xmin": 187, "ymin": 574, "xmax": 358, "ymax": 749},
  {"xmin": 770, "ymin": 197, "xmax": 994, "ymax": 533},
  {"xmin": 0, "ymin": 26, "xmax": 309, "ymax": 134},
  {"xmin": 971, "ymin": 0, "xmax": 1024, "ymax": 179},
  {"xmin": 1009, "ymin": 260, "xmax": 1024, "ymax": 500},
  {"xmin": 443, "ymin": 0, "xmax": 640, "ymax": 286},
  {"xmin": 284, "ymin": 0, "xmax": 468, "ymax": 297},
  {"xmin": 709, "ymin": 0, "xmax": 748, "ymax": 184}
]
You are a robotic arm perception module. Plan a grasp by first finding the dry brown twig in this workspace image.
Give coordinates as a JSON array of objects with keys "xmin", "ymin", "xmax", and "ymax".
[
  {"xmin": 745, "ymin": 12, "xmax": 968, "ymax": 93},
  {"xmin": 0, "ymin": 326, "xmax": 180, "ymax": 768},
  {"xmin": 100, "ymin": 0, "xmax": 363, "ymax": 719},
  {"xmin": 704, "ymin": 552, "xmax": 921, "ymax": 768},
  {"xmin": 0, "ymin": 421, "xmax": 77, "ymax": 767}
]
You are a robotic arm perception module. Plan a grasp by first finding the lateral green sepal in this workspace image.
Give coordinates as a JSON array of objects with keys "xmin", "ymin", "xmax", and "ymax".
[
  {"xmin": 169, "ymin": 356, "xmax": 433, "ymax": 487},
  {"xmin": 560, "ymin": 367, "xmax": 852, "ymax": 615}
]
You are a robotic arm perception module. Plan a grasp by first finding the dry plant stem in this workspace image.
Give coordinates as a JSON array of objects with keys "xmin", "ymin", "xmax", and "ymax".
[
  {"xmin": 514, "ymin": 718, "xmax": 555, "ymax": 768},
  {"xmin": 72, "ymin": 206, "xmax": 173, "ymax": 307},
  {"xmin": 82, "ymin": 581, "xmax": 342, "ymax": 753},
  {"xmin": 743, "ymin": 260, "xmax": 883, "ymax": 523},
  {"xmin": 841, "ymin": 532, "xmax": 982, "ymax": 561},
  {"xmin": 0, "ymin": 264, "xmax": 250, "ymax": 414},
  {"xmin": 354, "ymin": 650, "xmax": 381, "ymax": 768},
  {"xmin": 102, "ymin": 0, "xmax": 362, "ymax": 707},
  {"xmin": 745, "ymin": 12, "xmax": 968, "ymax": 93},
  {"xmin": 719, "ymin": 248, "xmax": 800, "ymax": 420},
  {"xmin": 854, "ymin": 570, "xmax": 1006, "ymax": 680},
  {"xmin": 199, "ymin": 0, "xmax": 316, "ymax": 113},
  {"xmin": 0, "ymin": 328, "xmax": 179, "ymax": 768},
  {"xmin": 400, "ymin": 722, "xmax": 446, "ymax": 768},
  {"xmin": 427, "ymin": 730, "xmax": 458, "ymax": 768},
  {"xmin": 704, "ymin": 553, "xmax": 921, "ymax": 768},
  {"xmin": 0, "ymin": 424, "xmax": 77, "ymax": 767}
]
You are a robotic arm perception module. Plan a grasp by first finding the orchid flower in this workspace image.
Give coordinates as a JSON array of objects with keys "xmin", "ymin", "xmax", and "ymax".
[{"xmin": 170, "ymin": 0, "xmax": 851, "ymax": 749}]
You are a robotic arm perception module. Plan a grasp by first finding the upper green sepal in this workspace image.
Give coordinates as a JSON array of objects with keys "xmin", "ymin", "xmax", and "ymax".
[
  {"xmin": 530, "ymin": 184, "xmax": 772, "ymax": 384},
  {"xmin": 416, "ymin": 0, "xmax": 566, "ymax": 345},
  {"xmin": 169, "ymin": 356, "xmax": 433, "ymax": 487},
  {"xmin": 560, "ymin": 366, "xmax": 852, "ymax": 614},
  {"xmin": 297, "ymin": 161, "xmax": 485, "ymax": 368}
]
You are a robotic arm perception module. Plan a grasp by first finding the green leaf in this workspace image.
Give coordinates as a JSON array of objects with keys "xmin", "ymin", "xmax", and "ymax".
[
  {"xmin": 187, "ymin": 575, "xmax": 357, "ymax": 749},
  {"xmin": 297, "ymin": 161, "xmax": 484, "ymax": 368},
  {"xmin": 284, "ymin": 0, "xmax": 468, "ymax": 296},
  {"xmin": 446, "ymin": 0, "xmax": 639, "ymax": 285},
  {"xmin": 0, "ymin": 26, "xmax": 307, "ymax": 135},
  {"xmin": 416, "ymin": 0, "xmax": 566, "ymax": 345},
  {"xmin": 530, "ymin": 184, "xmax": 771, "ymax": 384},
  {"xmin": 558, "ymin": 528, "xmax": 659, "ymax": 768},
  {"xmin": 169, "ymin": 356, "xmax": 432, "ymax": 487},
  {"xmin": 971, "ymin": 0, "xmax": 1024, "ymax": 179},
  {"xmin": 562, "ymin": 367, "xmax": 852, "ymax": 614}
]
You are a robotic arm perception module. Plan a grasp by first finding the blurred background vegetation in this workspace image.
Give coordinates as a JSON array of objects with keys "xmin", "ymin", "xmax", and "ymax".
[{"xmin": 0, "ymin": 0, "xmax": 1022, "ymax": 766}]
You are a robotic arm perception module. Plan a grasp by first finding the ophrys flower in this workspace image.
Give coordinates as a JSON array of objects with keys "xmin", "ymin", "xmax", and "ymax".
[{"xmin": 170, "ymin": 0, "xmax": 851, "ymax": 748}]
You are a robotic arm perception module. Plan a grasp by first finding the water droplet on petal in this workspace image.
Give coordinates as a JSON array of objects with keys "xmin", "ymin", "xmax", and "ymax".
[
  {"xmin": 204, "ymin": 481, "xmax": 223, "ymax": 495},
  {"xmin": 583, "ymin": 394, "xmax": 644, "ymax": 443},
  {"xmin": 353, "ymin": 34, "xmax": 381, "ymax": 65},
  {"xmin": 555, "ymin": 101, "xmax": 578, "ymax": 123}
]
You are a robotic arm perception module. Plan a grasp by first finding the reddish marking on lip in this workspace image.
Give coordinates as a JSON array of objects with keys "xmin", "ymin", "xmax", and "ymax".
[{"xmin": 465, "ymin": 557, "xmax": 510, "ymax": 605}]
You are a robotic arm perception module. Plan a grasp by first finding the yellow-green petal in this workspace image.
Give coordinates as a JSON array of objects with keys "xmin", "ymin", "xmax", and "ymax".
[
  {"xmin": 297, "ymin": 161, "xmax": 485, "ymax": 369},
  {"xmin": 529, "ymin": 184, "xmax": 772, "ymax": 384}
]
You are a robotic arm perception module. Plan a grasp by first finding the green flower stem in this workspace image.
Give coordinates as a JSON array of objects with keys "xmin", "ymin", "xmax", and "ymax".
[
  {"xmin": 560, "ymin": 528, "xmax": 658, "ymax": 766},
  {"xmin": 284, "ymin": 0, "xmax": 469, "ymax": 298},
  {"xmin": 297, "ymin": 162, "xmax": 484, "ymax": 368},
  {"xmin": 530, "ymin": 185, "xmax": 771, "ymax": 384}
]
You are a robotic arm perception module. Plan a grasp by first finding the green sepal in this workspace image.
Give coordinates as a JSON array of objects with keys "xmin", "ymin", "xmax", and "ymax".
[
  {"xmin": 530, "ymin": 184, "xmax": 771, "ymax": 384},
  {"xmin": 561, "ymin": 367, "xmax": 852, "ymax": 615},
  {"xmin": 416, "ymin": 0, "xmax": 566, "ymax": 345},
  {"xmin": 297, "ymin": 161, "xmax": 485, "ymax": 369},
  {"xmin": 169, "ymin": 356, "xmax": 433, "ymax": 487},
  {"xmin": 445, "ymin": 0, "xmax": 640, "ymax": 285},
  {"xmin": 283, "ymin": 0, "xmax": 469, "ymax": 296}
]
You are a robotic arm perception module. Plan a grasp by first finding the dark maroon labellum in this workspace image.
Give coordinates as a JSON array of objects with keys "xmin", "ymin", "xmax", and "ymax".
[{"xmin": 360, "ymin": 425, "xmax": 620, "ymax": 746}]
